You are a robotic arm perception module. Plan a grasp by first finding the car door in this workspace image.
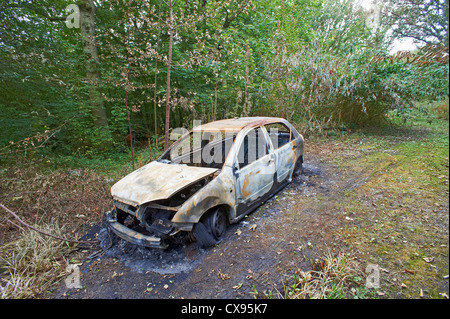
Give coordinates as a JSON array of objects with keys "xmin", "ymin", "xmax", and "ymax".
[
  {"xmin": 234, "ymin": 127, "xmax": 275, "ymax": 216},
  {"xmin": 263, "ymin": 122, "xmax": 295, "ymax": 183}
]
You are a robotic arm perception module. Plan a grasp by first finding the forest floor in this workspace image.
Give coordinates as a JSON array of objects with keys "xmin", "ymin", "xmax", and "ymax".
[{"xmin": 1, "ymin": 113, "xmax": 448, "ymax": 299}]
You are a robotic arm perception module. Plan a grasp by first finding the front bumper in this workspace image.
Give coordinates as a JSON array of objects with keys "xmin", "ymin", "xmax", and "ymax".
[{"xmin": 105, "ymin": 211, "xmax": 168, "ymax": 249}]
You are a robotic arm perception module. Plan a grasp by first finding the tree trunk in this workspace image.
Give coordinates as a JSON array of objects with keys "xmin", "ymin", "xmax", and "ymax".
[
  {"xmin": 78, "ymin": 0, "xmax": 108, "ymax": 128},
  {"xmin": 125, "ymin": 1, "xmax": 135, "ymax": 170},
  {"xmin": 164, "ymin": 0, "xmax": 174, "ymax": 150}
]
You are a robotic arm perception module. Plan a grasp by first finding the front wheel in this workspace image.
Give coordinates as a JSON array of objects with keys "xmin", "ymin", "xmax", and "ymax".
[{"xmin": 193, "ymin": 208, "xmax": 228, "ymax": 248}]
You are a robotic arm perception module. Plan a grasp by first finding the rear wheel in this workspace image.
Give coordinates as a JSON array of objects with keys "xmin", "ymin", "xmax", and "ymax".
[
  {"xmin": 193, "ymin": 207, "xmax": 228, "ymax": 248},
  {"xmin": 293, "ymin": 156, "xmax": 303, "ymax": 177}
]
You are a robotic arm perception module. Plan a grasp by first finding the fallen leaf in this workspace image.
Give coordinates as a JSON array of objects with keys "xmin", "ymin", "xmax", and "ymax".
[
  {"xmin": 235, "ymin": 229, "xmax": 242, "ymax": 236},
  {"xmin": 249, "ymin": 224, "xmax": 257, "ymax": 231},
  {"xmin": 401, "ymin": 283, "xmax": 408, "ymax": 289},
  {"xmin": 218, "ymin": 270, "xmax": 230, "ymax": 281},
  {"xmin": 233, "ymin": 283, "xmax": 243, "ymax": 289},
  {"xmin": 300, "ymin": 271, "xmax": 312, "ymax": 282},
  {"xmin": 423, "ymin": 257, "xmax": 434, "ymax": 263},
  {"xmin": 163, "ymin": 284, "xmax": 169, "ymax": 289}
]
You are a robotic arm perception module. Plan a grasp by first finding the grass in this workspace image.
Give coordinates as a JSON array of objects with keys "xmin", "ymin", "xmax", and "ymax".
[
  {"xmin": 0, "ymin": 164, "xmax": 114, "ymax": 298},
  {"xmin": 0, "ymin": 221, "xmax": 74, "ymax": 298},
  {"xmin": 282, "ymin": 99, "xmax": 448, "ymax": 299},
  {"xmin": 325, "ymin": 102, "xmax": 448, "ymax": 298},
  {"xmin": 0, "ymin": 134, "xmax": 164, "ymax": 298},
  {"xmin": 283, "ymin": 251, "xmax": 377, "ymax": 299}
]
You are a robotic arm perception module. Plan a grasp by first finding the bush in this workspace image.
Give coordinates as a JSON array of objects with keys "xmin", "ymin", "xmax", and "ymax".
[{"xmin": 264, "ymin": 41, "xmax": 449, "ymax": 133}]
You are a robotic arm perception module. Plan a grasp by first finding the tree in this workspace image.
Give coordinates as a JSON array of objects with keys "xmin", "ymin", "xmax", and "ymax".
[
  {"xmin": 0, "ymin": 0, "xmax": 111, "ymax": 153},
  {"xmin": 26, "ymin": 0, "xmax": 109, "ymax": 128},
  {"xmin": 385, "ymin": 0, "xmax": 449, "ymax": 46},
  {"xmin": 0, "ymin": 0, "xmax": 82, "ymax": 150},
  {"xmin": 2, "ymin": 0, "xmax": 446, "ymax": 160},
  {"xmin": 164, "ymin": 0, "xmax": 174, "ymax": 150},
  {"xmin": 78, "ymin": 0, "xmax": 109, "ymax": 128}
]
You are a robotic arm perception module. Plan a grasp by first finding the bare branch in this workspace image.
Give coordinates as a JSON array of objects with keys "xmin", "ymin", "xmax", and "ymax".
[
  {"xmin": 223, "ymin": 0, "xmax": 251, "ymax": 29},
  {"xmin": 0, "ymin": 203, "xmax": 99, "ymax": 245}
]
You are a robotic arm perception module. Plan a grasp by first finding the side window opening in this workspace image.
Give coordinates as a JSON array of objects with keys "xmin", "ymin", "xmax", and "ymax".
[
  {"xmin": 237, "ymin": 128, "xmax": 267, "ymax": 169},
  {"xmin": 264, "ymin": 123, "xmax": 292, "ymax": 150}
]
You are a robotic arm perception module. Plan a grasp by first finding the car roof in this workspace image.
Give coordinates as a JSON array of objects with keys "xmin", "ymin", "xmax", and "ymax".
[{"xmin": 192, "ymin": 117, "xmax": 288, "ymax": 133}]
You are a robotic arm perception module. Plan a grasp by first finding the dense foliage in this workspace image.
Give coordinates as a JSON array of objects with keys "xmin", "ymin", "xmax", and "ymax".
[{"xmin": 1, "ymin": 0, "xmax": 448, "ymax": 161}]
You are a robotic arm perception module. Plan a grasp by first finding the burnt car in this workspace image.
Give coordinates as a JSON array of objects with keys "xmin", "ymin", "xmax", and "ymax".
[{"xmin": 105, "ymin": 117, "xmax": 304, "ymax": 249}]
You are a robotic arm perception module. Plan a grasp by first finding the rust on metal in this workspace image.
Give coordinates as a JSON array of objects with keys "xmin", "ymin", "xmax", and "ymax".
[
  {"xmin": 111, "ymin": 161, "xmax": 218, "ymax": 206},
  {"xmin": 107, "ymin": 117, "xmax": 304, "ymax": 249}
]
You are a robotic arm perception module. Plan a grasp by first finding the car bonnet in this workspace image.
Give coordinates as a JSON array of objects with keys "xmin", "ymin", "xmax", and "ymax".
[{"xmin": 111, "ymin": 161, "xmax": 218, "ymax": 206}]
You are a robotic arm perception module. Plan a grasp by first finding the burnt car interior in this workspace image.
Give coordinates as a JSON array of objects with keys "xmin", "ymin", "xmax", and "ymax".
[
  {"xmin": 237, "ymin": 128, "xmax": 268, "ymax": 169},
  {"xmin": 161, "ymin": 131, "xmax": 237, "ymax": 169},
  {"xmin": 114, "ymin": 201, "xmax": 177, "ymax": 241},
  {"xmin": 265, "ymin": 123, "xmax": 292, "ymax": 149},
  {"xmin": 160, "ymin": 123, "xmax": 294, "ymax": 169}
]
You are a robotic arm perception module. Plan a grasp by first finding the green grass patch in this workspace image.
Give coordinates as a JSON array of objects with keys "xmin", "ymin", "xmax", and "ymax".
[{"xmin": 326, "ymin": 107, "xmax": 448, "ymax": 298}]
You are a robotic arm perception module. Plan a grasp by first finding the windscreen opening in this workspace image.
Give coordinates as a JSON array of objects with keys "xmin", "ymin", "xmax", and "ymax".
[{"xmin": 160, "ymin": 131, "xmax": 237, "ymax": 169}]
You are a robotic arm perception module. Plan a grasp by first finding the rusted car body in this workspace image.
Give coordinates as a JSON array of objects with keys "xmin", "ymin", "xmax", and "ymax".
[{"xmin": 105, "ymin": 117, "xmax": 304, "ymax": 248}]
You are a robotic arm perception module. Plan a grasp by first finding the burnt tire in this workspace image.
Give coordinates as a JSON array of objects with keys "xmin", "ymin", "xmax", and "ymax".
[
  {"xmin": 293, "ymin": 156, "xmax": 303, "ymax": 178},
  {"xmin": 193, "ymin": 208, "xmax": 228, "ymax": 248}
]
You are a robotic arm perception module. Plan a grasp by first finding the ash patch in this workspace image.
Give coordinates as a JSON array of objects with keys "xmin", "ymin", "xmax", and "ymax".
[
  {"xmin": 96, "ymin": 228, "xmax": 205, "ymax": 275},
  {"xmin": 290, "ymin": 163, "xmax": 326, "ymax": 195},
  {"xmin": 296, "ymin": 163, "xmax": 323, "ymax": 185}
]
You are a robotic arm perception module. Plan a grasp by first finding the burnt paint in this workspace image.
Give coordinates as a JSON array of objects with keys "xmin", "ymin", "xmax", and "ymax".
[
  {"xmin": 108, "ymin": 117, "xmax": 304, "ymax": 248},
  {"xmin": 235, "ymin": 171, "xmax": 290, "ymax": 219}
]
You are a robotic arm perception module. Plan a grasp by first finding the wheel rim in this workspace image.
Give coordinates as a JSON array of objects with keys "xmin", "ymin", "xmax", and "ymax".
[{"xmin": 211, "ymin": 210, "xmax": 226, "ymax": 239}]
